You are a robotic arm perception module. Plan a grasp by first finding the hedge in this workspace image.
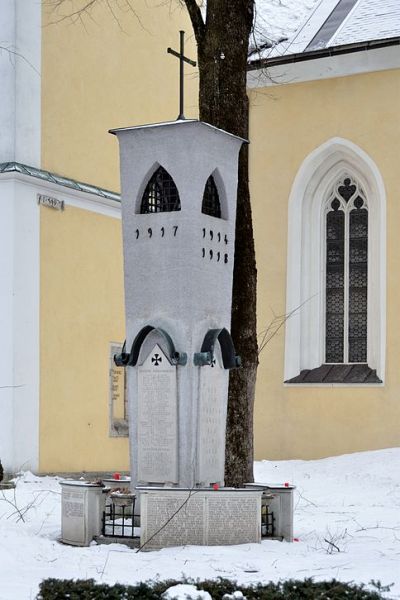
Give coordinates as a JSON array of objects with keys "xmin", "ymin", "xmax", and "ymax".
[{"xmin": 37, "ymin": 577, "xmax": 390, "ymax": 599}]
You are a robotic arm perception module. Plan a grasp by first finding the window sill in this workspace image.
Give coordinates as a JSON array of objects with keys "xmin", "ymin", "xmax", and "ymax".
[{"xmin": 284, "ymin": 363, "xmax": 382, "ymax": 384}]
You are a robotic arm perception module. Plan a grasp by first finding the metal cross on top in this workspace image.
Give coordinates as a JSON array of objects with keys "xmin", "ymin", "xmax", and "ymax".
[{"xmin": 167, "ymin": 30, "xmax": 196, "ymax": 120}]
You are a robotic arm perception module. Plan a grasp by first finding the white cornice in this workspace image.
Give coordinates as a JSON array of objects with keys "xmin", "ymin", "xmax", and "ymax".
[
  {"xmin": 248, "ymin": 44, "xmax": 400, "ymax": 88},
  {"xmin": 0, "ymin": 170, "xmax": 121, "ymax": 219}
]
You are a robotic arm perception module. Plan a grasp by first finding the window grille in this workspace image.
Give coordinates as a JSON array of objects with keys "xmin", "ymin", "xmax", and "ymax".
[
  {"xmin": 325, "ymin": 177, "xmax": 368, "ymax": 363},
  {"xmin": 140, "ymin": 166, "xmax": 181, "ymax": 213},
  {"xmin": 202, "ymin": 175, "xmax": 221, "ymax": 218}
]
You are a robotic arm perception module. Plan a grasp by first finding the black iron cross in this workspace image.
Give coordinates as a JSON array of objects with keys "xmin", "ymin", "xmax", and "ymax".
[
  {"xmin": 167, "ymin": 31, "xmax": 196, "ymax": 120},
  {"xmin": 151, "ymin": 353, "xmax": 162, "ymax": 366}
]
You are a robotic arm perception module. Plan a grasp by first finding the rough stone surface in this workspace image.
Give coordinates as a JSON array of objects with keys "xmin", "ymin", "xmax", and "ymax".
[
  {"xmin": 137, "ymin": 345, "xmax": 178, "ymax": 484},
  {"xmin": 139, "ymin": 488, "xmax": 262, "ymax": 550},
  {"xmin": 113, "ymin": 121, "xmax": 244, "ymax": 488}
]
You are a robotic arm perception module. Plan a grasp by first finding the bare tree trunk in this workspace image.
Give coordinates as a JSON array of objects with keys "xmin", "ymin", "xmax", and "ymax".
[{"xmin": 186, "ymin": 0, "xmax": 257, "ymax": 486}]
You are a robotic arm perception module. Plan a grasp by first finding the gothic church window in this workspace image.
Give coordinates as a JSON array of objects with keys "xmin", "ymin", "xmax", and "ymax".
[
  {"xmin": 202, "ymin": 175, "xmax": 221, "ymax": 218},
  {"xmin": 325, "ymin": 177, "xmax": 368, "ymax": 364},
  {"xmin": 284, "ymin": 138, "xmax": 385, "ymax": 385},
  {"xmin": 140, "ymin": 166, "xmax": 181, "ymax": 213}
]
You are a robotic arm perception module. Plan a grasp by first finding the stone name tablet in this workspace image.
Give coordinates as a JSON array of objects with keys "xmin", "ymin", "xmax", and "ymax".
[
  {"xmin": 137, "ymin": 345, "xmax": 178, "ymax": 483},
  {"xmin": 198, "ymin": 351, "xmax": 227, "ymax": 484},
  {"xmin": 62, "ymin": 489, "xmax": 85, "ymax": 519},
  {"xmin": 140, "ymin": 489, "xmax": 262, "ymax": 550}
]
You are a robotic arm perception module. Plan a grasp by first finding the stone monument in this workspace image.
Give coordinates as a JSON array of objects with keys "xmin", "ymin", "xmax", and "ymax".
[
  {"xmin": 110, "ymin": 119, "xmax": 245, "ymax": 490},
  {"xmin": 109, "ymin": 118, "xmax": 265, "ymax": 548}
]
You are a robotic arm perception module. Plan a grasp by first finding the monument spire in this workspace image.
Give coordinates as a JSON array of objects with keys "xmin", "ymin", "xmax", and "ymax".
[{"xmin": 167, "ymin": 30, "xmax": 196, "ymax": 120}]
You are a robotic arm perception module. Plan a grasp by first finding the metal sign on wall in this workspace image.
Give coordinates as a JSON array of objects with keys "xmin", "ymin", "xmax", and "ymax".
[
  {"xmin": 109, "ymin": 342, "xmax": 129, "ymax": 437},
  {"xmin": 37, "ymin": 193, "xmax": 64, "ymax": 211}
]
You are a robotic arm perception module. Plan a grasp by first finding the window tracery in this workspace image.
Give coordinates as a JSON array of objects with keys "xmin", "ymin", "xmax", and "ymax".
[{"xmin": 325, "ymin": 176, "xmax": 368, "ymax": 363}]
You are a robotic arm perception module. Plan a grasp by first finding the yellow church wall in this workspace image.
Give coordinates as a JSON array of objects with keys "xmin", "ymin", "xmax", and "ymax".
[
  {"xmin": 41, "ymin": 0, "xmax": 199, "ymax": 192},
  {"xmin": 39, "ymin": 2, "xmax": 198, "ymax": 472},
  {"xmin": 39, "ymin": 204, "xmax": 127, "ymax": 472},
  {"xmin": 250, "ymin": 67, "xmax": 400, "ymax": 460},
  {"xmin": 39, "ymin": 3, "xmax": 400, "ymax": 466}
]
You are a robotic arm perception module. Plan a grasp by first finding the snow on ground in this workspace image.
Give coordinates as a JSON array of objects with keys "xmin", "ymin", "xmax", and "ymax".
[{"xmin": 1, "ymin": 448, "xmax": 400, "ymax": 600}]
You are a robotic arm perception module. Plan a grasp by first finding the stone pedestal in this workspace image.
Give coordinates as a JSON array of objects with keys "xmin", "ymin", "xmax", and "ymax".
[
  {"xmin": 60, "ymin": 481, "xmax": 107, "ymax": 546},
  {"xmin": 246, "ymin": 483, "xmax": 295, "ymax": 542},
  {"xmin": 139, "ymin": 488, "xmax": 263, "ymax": 550}
]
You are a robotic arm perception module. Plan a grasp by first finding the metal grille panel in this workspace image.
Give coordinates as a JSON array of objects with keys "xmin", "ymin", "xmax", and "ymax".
[
  {"xmin": 325, "ymin": 205, "xmax": 345, "ymax": 362},
  {"xmin": 140, "ymin": 166, "xmax": 181, "ymax": 213},
  {"xmin": 202, "ymin": 175, "xmax": 222, "ymax": 218},
  {"xmin": 349, "ymin": 207, "xmax": 368, "ymax": 362}
]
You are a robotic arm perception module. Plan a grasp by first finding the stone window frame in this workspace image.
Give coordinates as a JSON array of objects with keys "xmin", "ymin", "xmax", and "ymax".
[{"xmin": 284, "ymin": 138, "xmax": 386, "ymax": 385}]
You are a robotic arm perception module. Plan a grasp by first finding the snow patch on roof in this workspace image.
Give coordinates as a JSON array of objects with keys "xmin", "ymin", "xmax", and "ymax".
[
  {"xmin": 251, "ymin": 0, "xmax": 400, "ymax": 61},
  {"xmin": 329, "ymin": 0, "xmax": 400, "ymax": 46},
  {"xmin": 251, "ymin": 0, "xmax": 322, "ymax": 56}
]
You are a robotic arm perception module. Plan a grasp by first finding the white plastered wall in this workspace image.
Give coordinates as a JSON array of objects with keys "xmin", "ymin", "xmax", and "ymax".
[
  {"xmin": 0, "ymin": 176, "xmax": 40, "ymax": 473},
  {"xmin": 0, "ymin": 0, "xmax": 41, "ymax": 166},
  {"xmin": 284, "ymin": 137, "xmax": 386, "ymax": 382}
]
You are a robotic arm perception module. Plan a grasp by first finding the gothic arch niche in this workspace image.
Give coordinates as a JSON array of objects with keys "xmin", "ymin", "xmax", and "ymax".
[
  {"xmin": 127, "ymin": 325, "xmax": 187, "ymax": 367},
  {"xmin": 202, "ymin": 169, "xmax": 228, "ymax": 220},
  {"xmin": 284, "ymin": 138, "xmax": 386, "ymax": 383},
  {"xmin": 139, "ymin": 164, "xmax": 181, "ymax": 214}
]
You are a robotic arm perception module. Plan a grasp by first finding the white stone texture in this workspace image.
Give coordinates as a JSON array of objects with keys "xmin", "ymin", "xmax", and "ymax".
[
  {"xmin": 140, "ymin": 489, "xmax": 262, "ymax": 550},
  {"xmin": 113, "ymin": 121, "xmax": 244, "ymax": 489},
  {"xmin": 197, "ymin": 345, "xmax": 227, "ymax": 486},
  {"xmin": 60, "ymin": 482, "xmax": 107, "ymax": 546},
  {"xmin": 137, "ymin": 345, "xmax": 178, "ymax": 484}
]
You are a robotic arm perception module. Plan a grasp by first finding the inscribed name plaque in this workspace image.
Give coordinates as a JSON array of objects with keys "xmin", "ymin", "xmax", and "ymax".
[
  {"xmin": 109, "ymin": 342, "xmax": 128, "ymax": 437},
  {"xmin": 140, "ymin": 489, "xmax": 262, "ymax": 550},
  {"xmin": 60, "ymin": 481, "xmax": 106, "ymax": 546},
  {"xmin": 137, "ymin": 345, "xmax": 178, "ymax": 483},
  {"xmin": 198, "ymin": 350, "xmax": 227, "ymax": 484}
]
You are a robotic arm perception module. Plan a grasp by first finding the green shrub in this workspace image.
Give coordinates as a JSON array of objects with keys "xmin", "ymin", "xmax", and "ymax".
[{"xmin": 37, "ymin": 577, "xmax": 388, "ymax": 600}]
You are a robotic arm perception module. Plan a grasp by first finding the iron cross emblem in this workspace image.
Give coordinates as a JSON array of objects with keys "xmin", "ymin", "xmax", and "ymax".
[{"xmin": 151, "ymin": 353, "xmax": 162, "ymax": 366}]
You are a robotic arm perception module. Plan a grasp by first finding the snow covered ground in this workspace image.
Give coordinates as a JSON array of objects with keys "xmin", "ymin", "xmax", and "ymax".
[{"xmin": 0, "ymin": 448, "xmax": 399, "ymax": 600}]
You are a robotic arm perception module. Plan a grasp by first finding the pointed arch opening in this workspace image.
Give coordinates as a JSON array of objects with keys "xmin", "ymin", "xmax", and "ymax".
[
  {"xmin": 202, "ymin": 174, "xmax": 222, "ymax": 218},
  {"xmin": 284, "ymin": 138, "xmax": 386, "ymax": 384},
  {"xmin": 114, "ymin": 325, "xmax": 187, "ymax": 367},
  {"xmin": 194, "ymin": 328, "xmax": 241, "ymax": 370},
  {"xmin": 140, "ymin": 166, "xmax": 181, "ymax": 214}
]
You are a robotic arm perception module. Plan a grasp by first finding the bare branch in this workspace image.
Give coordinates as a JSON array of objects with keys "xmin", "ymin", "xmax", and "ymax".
[
  {"xmin": 257, "ymin": 294, "xmax": 317, "ymax": 355},
  {"xmin": 182, "ymin": 0, "xmax": 205, "ymax": 43},
  {"xmin": 324, "ymin": 537, "xmax": 341, "ymax": 553},
  {"xmin": 0, "ymin": 45, "xmax": 40, "ymax": 75},
  {"xmin": 44, "ymin": 0, "xmax": 148, "ymax": 32}
]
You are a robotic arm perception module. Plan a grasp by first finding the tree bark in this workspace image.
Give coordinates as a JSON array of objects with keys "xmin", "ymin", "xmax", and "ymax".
[{"xmin": 186, "ymin": 0, "xmax": 258, "ymax": 486}]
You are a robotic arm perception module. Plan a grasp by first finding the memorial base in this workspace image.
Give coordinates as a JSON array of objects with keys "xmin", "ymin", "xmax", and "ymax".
[
  {"xmin": 139, "ymin": 487, "xmax": 263, "ymax": 550},
  {"xmin": 60, "ymin": 481, "xmax": 108, "ymax": 547},
  {"xmin": 246, "ymin": 483, "xmax": 295, "ymax": 542}
]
